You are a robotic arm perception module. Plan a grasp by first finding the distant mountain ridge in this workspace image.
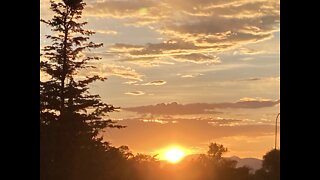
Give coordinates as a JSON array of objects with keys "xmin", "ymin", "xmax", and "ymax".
[{"xmin": 227, "ymin": 156, "xmax": 262, "ymax": 171}]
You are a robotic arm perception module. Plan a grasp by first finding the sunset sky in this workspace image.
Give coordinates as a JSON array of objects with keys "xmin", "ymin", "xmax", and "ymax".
[{"xmin": 40, "ymin": 0, "xmax": 280, "ymax": 159}]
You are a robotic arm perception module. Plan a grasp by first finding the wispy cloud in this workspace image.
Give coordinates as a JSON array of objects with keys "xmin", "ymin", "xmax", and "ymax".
[
  {"xmin": 95, "ymin": 29, "xmax": 118, "ymax": 35},
  {"xmin": 125, "ymin": 91, "xmax": 145, "ymax": 96},
  {"xmin": 142, "ymin": 80, "xmax": 167, "ymax": 86},
  {"xmin": 85, "ymin": 0, "xmax": 159, "ymax": 18},
  {"xmin": 238, "ymin": 97, "xmax": 273, "ymax": 102},
  {"xmin": 124, "ymin": 99, "xmax": 280, "ymax": 115},
  {"xmin": 111, "ymin": 43, "xmax": 145, "ymax": 52},
  {"xmin": 133, "ymin": 116, "xmax": 244, "ymax": 126},
  {"xmin": 141, "ymin": 119, "xmax": 171, "ymax": 124},
  {"xmin": 240, "ymin": 57, "xmax": 255, "ymax": 61},
  {"xmin": 123, "ymin": 98, "xmax": 280, "ymax": 115},
  {"xmin": 81, "ymin": 63, "xmax": 144, "ymax": 81},
  {"xmin": 172, "ymin": 53, "xmax": 221, "ymax": 64},
  {"xmin": 178, "ymin": 73, "xmax": 204, "ymax": 78},
  {"xmin": 238, "ymin": 76, "xmax": 280, "ymax": 82},
  {"xmin": 232, "ymin": 47, "xmax": 265, "ymax": 55},
  {"xmin": 106, "ymin": 115, "xmax": 276, "ymax": 152},
  {"xmin": 123, "ymin": 80, "xmax": 139, "ymax": 85},
  {"xmin": 43, "ymin": 61, "xmax": 144, "ymax": 82},
  {"xmin": 83, "ymin": 0, "xmax": 279, "ymax": 66},
  {"xmin": 117, "ymin": 56, "xmax": 175, "ymax": 67}
]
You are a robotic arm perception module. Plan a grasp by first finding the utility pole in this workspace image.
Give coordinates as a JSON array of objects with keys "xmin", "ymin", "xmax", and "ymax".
[{"xmin": 275, "ymin": 113, "xmax": 280, "ymax": 149}]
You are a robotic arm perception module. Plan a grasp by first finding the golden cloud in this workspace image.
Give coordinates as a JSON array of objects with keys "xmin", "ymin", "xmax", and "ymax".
[
  {"xmin": 179, "ymin": 73, "xmax": 204, "ymax": 78},
  {"xmin": 81, "ymin": 63, "xmax": 144, "ymax": 81},
  {"xmin": 123, "ymin": 80, "xmax": 139, "ymax": 85},
  {"xmin": 84, "ymin": 0, "xmax": 159, "ymax": 18},
  {"xmin": 43, "ymin": 0, "xmax": 280, "ymax": 67},
  {"xmin": 172, "ymin": 53, "xmax": 221, "ymax": 64},
  {"xmin": 124, "ymin": 99, "xmax": 279, "ymax": 115},
  {"xmin": 142, "ymin": 80, "xmax": 167, "ymax": 86},
  {"xmin": 95, "ymin": 29, "xmax": 118, "ymax": 35},
  {"xmin": 125, "ymin": 91, "xmax": 145, "ymax": 96}
]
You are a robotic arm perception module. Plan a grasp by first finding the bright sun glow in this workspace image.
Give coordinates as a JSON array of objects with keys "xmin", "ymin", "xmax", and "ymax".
[{"xmin": 164, "ymin": 147, "xmax": 185, "ymax": 163}]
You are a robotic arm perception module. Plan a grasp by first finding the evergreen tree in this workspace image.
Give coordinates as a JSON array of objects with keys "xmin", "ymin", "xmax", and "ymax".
[{"xmin": 40, "ymin": 1, "xmax": 124, "ymax": 179}]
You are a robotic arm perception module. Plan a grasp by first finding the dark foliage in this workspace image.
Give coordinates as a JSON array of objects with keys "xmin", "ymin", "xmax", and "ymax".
[
  {"xmin": 40, "ymin": 1, "xmax": 124, "ymax": 179},
  {"xmin": 253, "ymin": 149, "xmax": 280, "ymax": 180}
]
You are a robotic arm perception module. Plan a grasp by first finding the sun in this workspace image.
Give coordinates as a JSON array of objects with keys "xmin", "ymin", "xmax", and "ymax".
[{"xmin": 164, "ymin": 147, "xmax": 185, "ymax": 163}]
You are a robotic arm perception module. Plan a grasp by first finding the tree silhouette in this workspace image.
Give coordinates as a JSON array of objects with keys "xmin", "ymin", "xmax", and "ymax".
[
  {"xmin": 188, "ymin": 142, "xmax": 254, "ymax": 180},
  {"xmin": 207, "ymin": 142, "xmax": 228, "ymax": 161},
  {"xmin": 254, "ymin": 149, "xmax": 280, "ymax": 180},
  {"xmin": 262, "ymin": 149, "xmax": 280, "ymax": 176},
  {"xmin": 40, "ymin": 0, "xmax": 124, "ymax": 179}
]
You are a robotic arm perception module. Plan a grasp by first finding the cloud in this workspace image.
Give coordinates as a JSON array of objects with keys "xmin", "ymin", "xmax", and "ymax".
[
  {"xmin": 121, "ymin": 58, "xmax": 176, "ymax": 67},
  {"xmin": 112, "ymin": 40, "xmax": 200, "ymax": 57},
  {"xmin": 179, "ymin": 73, "xmax": 204, "ymax": 78},
  {"xmin": 218, "ymin": 98, "xmax": 280, "ymax": 109},
  {"xmin": 85, "ymin": 0, "xmax": 158, "ymax": 18},
  {"xmin": 233, "ymin": 47, "xmax": 265, "ymax": 55},
  {"xmin": 123, "ymin": 99, "xmax": 280, "ymax": 115},
  {"xmin": 142, "ymin": 80, "xmax": 167, "ymax": 86},
  {"xmin": 238, "ymin": 97, "xmax": 272, "ymax": 102},
  {"xmin": 238, "ymin": 76, "xmax": 280, "ymax": 82},
  {"xmin": 156, "ymin": 0, "xmax": 279, "ymax": 50},
  {"xmin": 138, "ymin": 116, "xmax": 243, "ymax": 126},
  {"xmin": 141, "ymin": 119, "xmax": 171, "ymax": 124},
  {"xmin": 123, "ymin": 80, "xmax": 139, "ymax": 85},
  {"xmin": 105, "ymin": 115, "xmax": 276, "ymax": 152},
  {"xmin": 95, "ymin": 29, "xmax": 118, "ymax": 35},
  {"xmin": 125, "ymin": 91, "xmax": 145, "ymax": 96},
  {"xmin": 244, "ymin": 78, "xmax": 262, "ymax": 81},
  {"xmin": 110, "ymin": 40, "xmax": 224, "ymax": 65},
  {"xmin": 173, "ymin": 53, "xmax": 221, "ymax": 64},
  {"xmin": 111, "ymin": 43, "xmax": 145, "ymax": 52},
  {"xmin": 240, "ymin": 57, "xmax": 255, "ymax": 61},
  {"xmin": 43, "ymin": 63, "xmax": 144, "ymax": 82},
  {"xmin": 85, "ymin": 0, "xmax": 279, "ymax": 66},
  {"xmin": 81, "ymin": 63, "xmax": 144, "ymax": 81}
]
